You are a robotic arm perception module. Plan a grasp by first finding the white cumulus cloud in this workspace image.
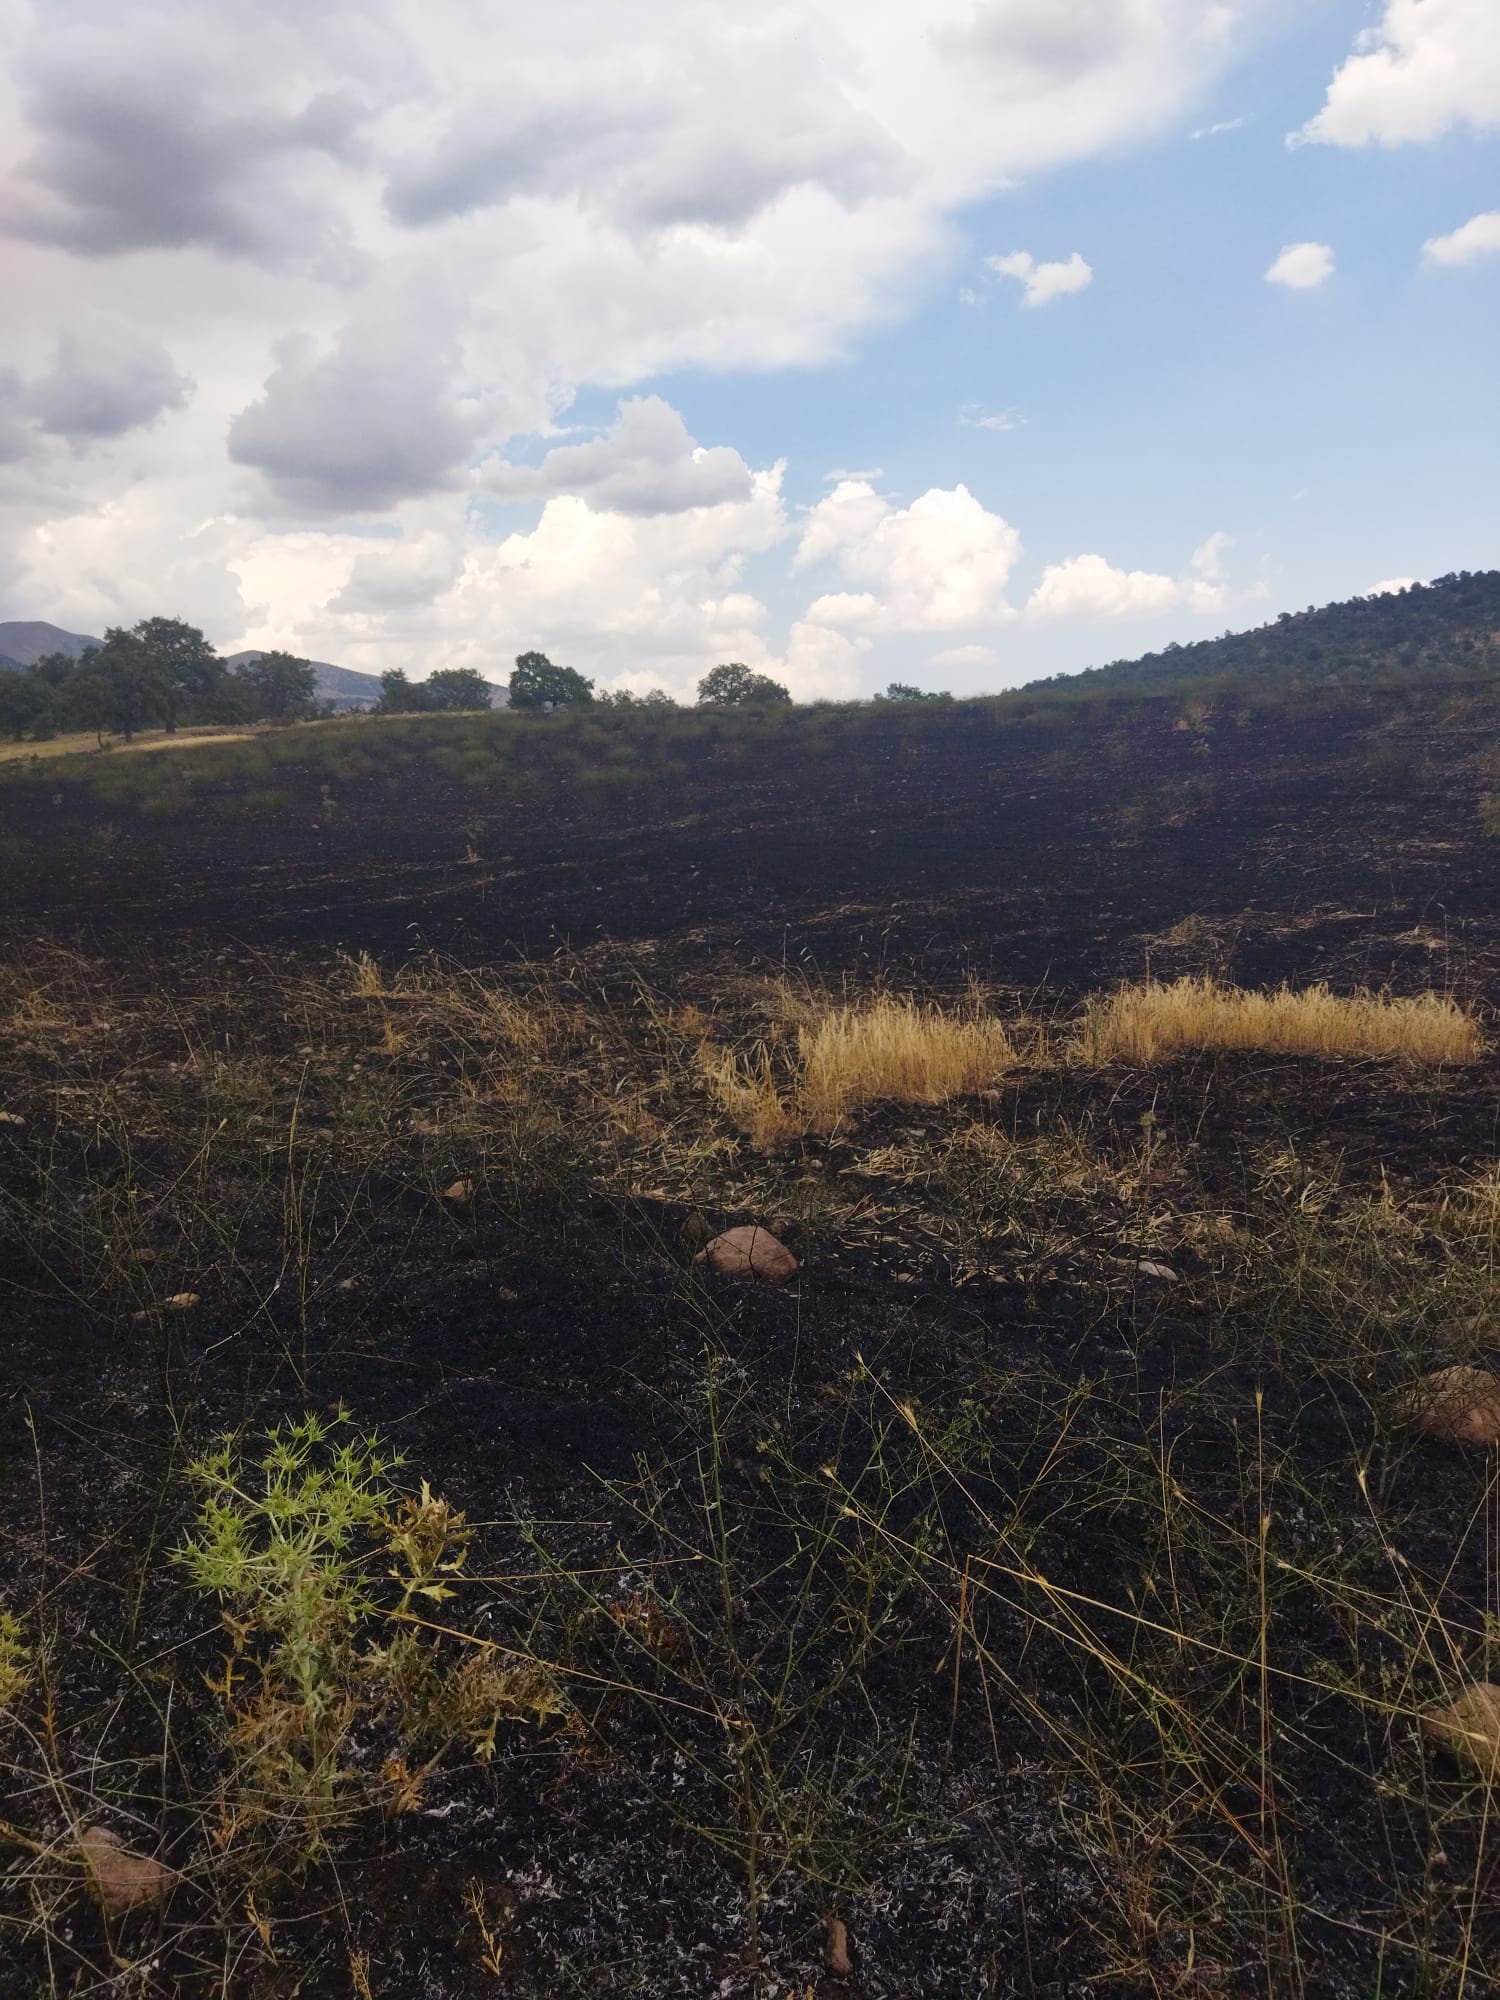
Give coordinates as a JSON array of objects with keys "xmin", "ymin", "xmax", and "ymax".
[
  {"xmin": 988, "ymin": 248, "xmax": 1094, "ymax": 306},
  {"xmin": 1294, "ymin": 0, "xmax": 1500, "ymax": 148},
  {"xmin": 483, "ymin": 397, "xmax": 755, "ymax": 516},
  {"xmin": 795, "ymin": 480, "xmax": 1022, "ymax": 632},
  {"xmin": 0, "ymin": 0, "xmax": 1260, "ymax": 686},
  {"xmin": 1025, "ymin": 540, "xmax": 1234, "ymax": 622},
  {"xmin": 1265, "ymin": 241, "xmax": 1334, "ymax": 289},
  {"xmin": 1423, "ymin": 211, "xmax": 1500, "ymax": 266}
]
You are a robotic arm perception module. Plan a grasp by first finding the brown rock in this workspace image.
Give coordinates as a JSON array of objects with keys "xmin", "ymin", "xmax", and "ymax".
[
  {"xmin": 78, "ymin": 1826, "xmax": 180, "ymax": 1916},
  {"xmin": 693, "ymin": 1225, "xmax": 798, "ymax": 1284},
  {"xmin": 1394, "ymin": 1366, "xmax": 1500, "ymax": 1446},
  {"xmin": 131, "ymin": 1291, "xmax": 200, "ymax": 1322},
  {"xmin": 442, "ymin": 1179, "xmax": 475, "ymax": 1204},
  {"xmin": 1421, "ymin": 1684, "xmax": 1500, "ymax": 1777},
  {"xmin": 825, "ymin": 1916, "xmax": 854, "ymax": 1978}
]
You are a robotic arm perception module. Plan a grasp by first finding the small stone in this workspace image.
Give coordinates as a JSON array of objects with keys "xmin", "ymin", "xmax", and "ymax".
[
  {"xmin": 1421, "ymin": 1684, "xmax": 1500, "ymax": 1777},
  {"xmin": 0, "ymin": 1110, "xmax": 25, "ymax": 1127},
  {"xmin": 497, "ymin": 1286, "xmax": 519, "ymax": 1303},
  {"xmin": 78, "ymin": 1826, "xmax": 180, "ymax": 1916},
  {"xmin": 1394, "ymin": 1366, "xmax": 1500, "ymax": 1447},
  {"xmin": 162, "ymin": 1292, "xmax": 200, "ymax": 1311},
  {"xmin": 1134, "ymin": 1261, "xmax": 1179, "ymax": 1285},
  {"xmin": 443, "ymin": 1179, "xmax": 475, "ymax": 1204},
  {"xmin": 825, "ymin": 1916, "xmax": 854, "ymax": 1978},
  {"xmin": 336, "ymin": 1277, "xmax": 358, "ymax": 1292},
  {"xmin": 693, "ymin": 1225, "xmax": 798, "ymax": 1284}
]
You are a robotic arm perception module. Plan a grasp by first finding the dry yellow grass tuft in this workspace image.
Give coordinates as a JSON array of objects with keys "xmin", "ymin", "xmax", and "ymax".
[
  {"xmin": 702, "ymin": 997, "xmax": 1015, "ymax": 1148},
  {"xmin": 800, "ymin": 996, "xmax": 1015, "ymax": 1121},
  {"xmin": 1080, "ymin": 977, "xmax": 1480, "ymax": 1066}
]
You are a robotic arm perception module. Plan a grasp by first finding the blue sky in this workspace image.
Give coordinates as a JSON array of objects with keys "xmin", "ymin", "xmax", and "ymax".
[
  {"xmin": 0, "ymin": 0, "xmax": 1496, "ymax": 696},
  {"xmin": 638, "ymin": 1, "xmax": 1500, "ymax": 687}
]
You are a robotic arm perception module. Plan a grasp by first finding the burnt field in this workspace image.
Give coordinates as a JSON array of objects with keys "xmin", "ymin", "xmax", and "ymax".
[{"xmin": 4, "ymin": 688, "xmax": 1500, "ymax": 1998}]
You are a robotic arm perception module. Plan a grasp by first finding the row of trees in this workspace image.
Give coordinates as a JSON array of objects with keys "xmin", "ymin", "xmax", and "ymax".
[
  {"xmin": 0, "ymin": 619, "xmax": 318, "ymax": 742},
  {"xmin": 1, "ymin": 619, "xmax": 963, "ymax": 742},
  {"xmin": 499, "ymin": 655, "xmax": 798, "ymax": 711},
  {"xmin": 386, "ymin": 656, "xmax": 954, "ymax": 713},
  {"xmin": 378, "ymin": 653, "xmax": 802, "ymax": 714}
]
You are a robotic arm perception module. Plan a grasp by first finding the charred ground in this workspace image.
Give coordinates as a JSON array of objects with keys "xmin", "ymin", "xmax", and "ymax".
[{"xmin": 4, "ymin": 657, "xmax": 1500, "ymax": 1997}]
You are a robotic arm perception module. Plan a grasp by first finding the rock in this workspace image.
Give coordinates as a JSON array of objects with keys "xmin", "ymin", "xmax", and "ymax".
[
  {"xmin": 497, "ymin": 1286, "xmax": 519, "ymax": 1303},
  {"xmin": 825, "ymin": 1915, "xmax": 854, "ymax": 1978},
  {"xmin": 78, "ymin": 1826, "xmax": 180, "ymax": 1916},
  {"xmin": 1134, "ymin": 1261, "xmax": 1179, "ymax": 1285},
  {"xmin": 0, "ymin": 1110, "xmax": 25, "ymax": 1127},
  {"xmin": 1421, "ymin": 1684, "xmax": 1500, "ymax": 1777},
  {"xmin": 131, "ymin": 1292, "xmax": 199, "ymax": 1322},
  {"xmin": 336, "ymin": 1277, "xmax": 358, "ymax": 1292},
  {"xmin": 443, "ymin": 1179, "xmax": 475, "ymax": 1204},
  {"xmin": 693, "ymin": 1225, "xmax": 798, "ymax": 1284},
  {"xmin": 1394, "ymin": 1366, "xmax": 1500, "ymax": 1446}
]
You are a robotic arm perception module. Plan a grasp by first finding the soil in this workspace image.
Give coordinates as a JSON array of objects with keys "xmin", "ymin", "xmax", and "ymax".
[{"xmin": 3, "ymin": 696, "xmax": 1500, "ymax": 1997}]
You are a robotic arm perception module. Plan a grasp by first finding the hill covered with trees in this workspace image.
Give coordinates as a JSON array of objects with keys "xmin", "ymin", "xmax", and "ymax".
[{"xmin": 1027, "ymin": 569, "xmax": 1500, "ymax": 705}]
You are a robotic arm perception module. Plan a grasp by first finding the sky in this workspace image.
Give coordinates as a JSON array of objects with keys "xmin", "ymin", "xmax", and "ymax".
[{"xmin": 0, "ymin": 0, "xmax": 1496, "ymax": 700}]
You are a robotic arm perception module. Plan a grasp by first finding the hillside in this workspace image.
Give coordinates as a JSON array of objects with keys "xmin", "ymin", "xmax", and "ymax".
[
  {"xmin": 1028, "ymin": 568, "xmax": 1500, "ymax": 702},
  {"xmin": 0, "ymin": 619, "xmax": 101, "ymax": 666}
]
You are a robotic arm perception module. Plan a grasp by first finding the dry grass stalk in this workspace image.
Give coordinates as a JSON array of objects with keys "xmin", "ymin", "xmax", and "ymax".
[
  {"xmin": 697, "ymin": 1044, "xmax": 804, "ymax": 1151},
  {"xmin": 701, "ymin": 999, "xmax": 1015, "ymax": 1148},
  {"xmin": 799, "ymin": 996, "xmax": 1015, "ymax": 1122},
  {"xmin": 1081, "ymin": 977, "xmax": 1481, "ymax": 1066}
]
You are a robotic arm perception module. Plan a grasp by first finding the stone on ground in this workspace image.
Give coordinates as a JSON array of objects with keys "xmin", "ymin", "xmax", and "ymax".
[
  {"xmin": 78, "ymin": 1826, "xmax": 180, "ymax": 1915},
  {"xmin": 694, "ymin": 1225, "xmax": 798, "ymax": 1284},
  {"xmin": 1421, "ymin": 1683, "xmax": 1500, "ymax": 1777},
  {"xmin": 1394, "ymin": 1366, "xmax": 1500, "ymax": 1446}
]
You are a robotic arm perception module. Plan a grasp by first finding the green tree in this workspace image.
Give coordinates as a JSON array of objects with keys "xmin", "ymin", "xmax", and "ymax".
[
  {"xmin": 377, "ymin": 666, "xmax": 496, "ymax": 714},
  {"xmin": 377, "ymin": 668, "xmax": 423, "ymax": 714},
  {"xmin": 422, "ymin": 667, "xmax": 495, "ymax": 711},
  {"xmin": 508, "ymin": 651, "xmax": 596, "ymax": 710},
  {"xmin": 875, "ymin": 681, "xmax": 948, "ymax": 702},
  {"xmin": 133, "ymin": 617, "xmax": 224, "ymax": 729},
  {"xmin": 29, "ymin": 650, "xmax": 79, "ymax": 693},
  {"xmin": 0, "ymin": 673, "xmax": 46, "ymax": 741},
  {"xmin": 596, "ymin": 686, "xmax": 676, "ymax": 708},
  {"xmin": 696, "ymin": 662, "xmax": 791, "ymax": 706},
  {"xmin": 232, "ymin": 650, "xmax": 319, "ymax": 721},
  {"xmin": 69, "ymin": 630, "xmax": 168, "ymax": 742}
]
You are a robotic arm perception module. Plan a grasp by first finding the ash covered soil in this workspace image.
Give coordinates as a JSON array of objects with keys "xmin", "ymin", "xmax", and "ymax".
[{"xmin": 4, "ymin": 697, "xmax": 1500, "ymax": 1996}]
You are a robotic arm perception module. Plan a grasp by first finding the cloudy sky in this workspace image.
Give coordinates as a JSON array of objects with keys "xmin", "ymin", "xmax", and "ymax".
[{"xmin": 0, "ymin": 0, "xmax": 1496, "ymax": 699}]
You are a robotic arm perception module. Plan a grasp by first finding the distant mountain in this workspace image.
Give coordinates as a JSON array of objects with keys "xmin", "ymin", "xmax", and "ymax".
[
  {"xmin": 224, "ymin": 650, "xmax": 385, "ymax": 712},
  {"xmin": 0, "ymin": 620, "xmax": 102, "ymax": 666}
]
